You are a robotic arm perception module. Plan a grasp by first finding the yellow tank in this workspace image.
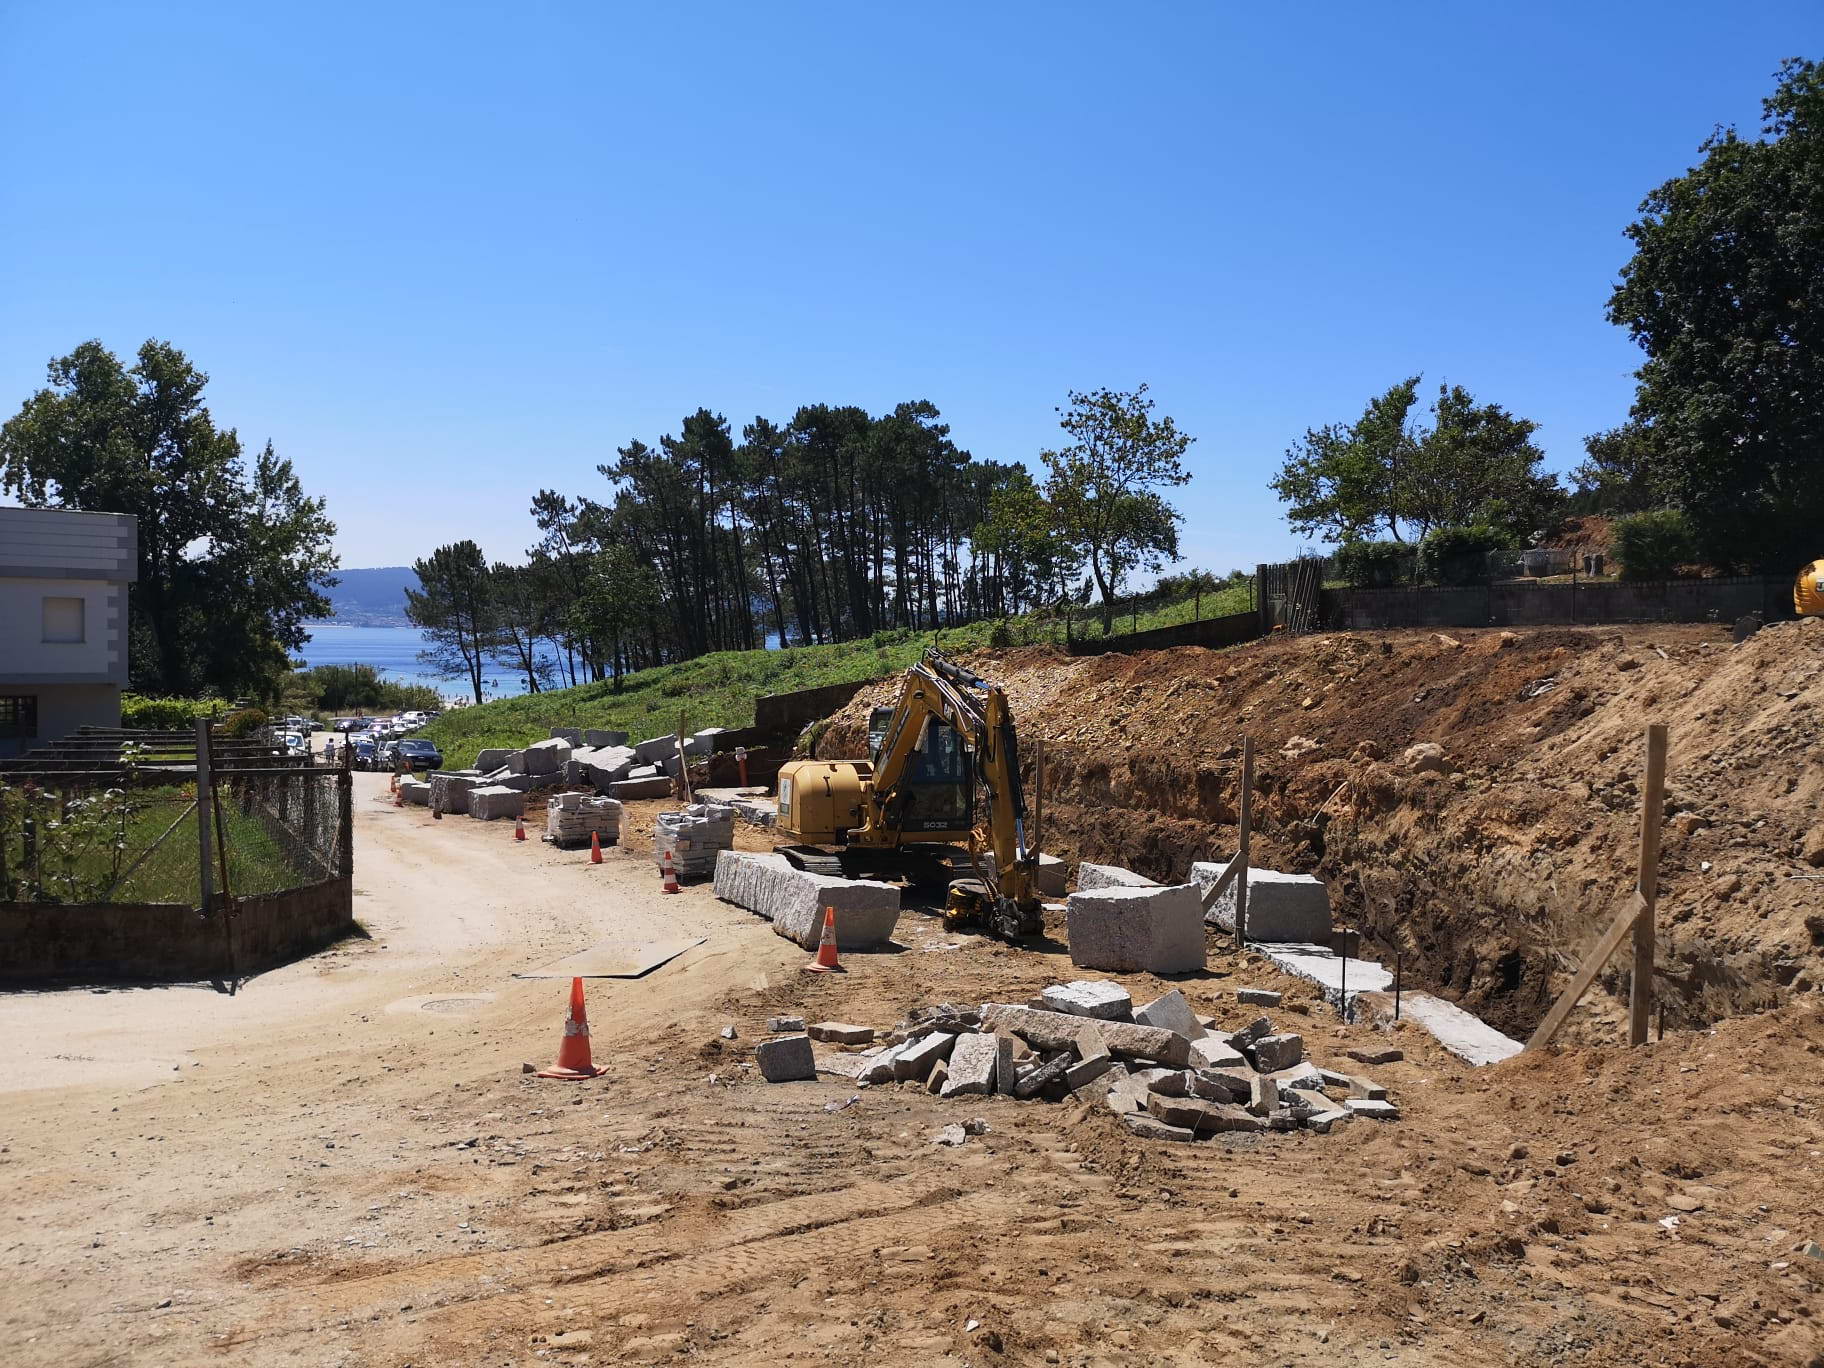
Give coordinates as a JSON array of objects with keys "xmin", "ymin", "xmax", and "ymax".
[
  {"xmin": 776, "ymin": 759, "xmax": 870, "ymax": 844},
  {"xmin": 1797, "ymin": 560, "xmax": 1824, "ymax": 617}
]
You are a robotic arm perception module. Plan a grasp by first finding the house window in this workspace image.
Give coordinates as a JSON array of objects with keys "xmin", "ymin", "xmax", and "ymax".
[
  {"xmin": 0, "ymin": 696, "xmax": 37, "ymax": 739},
  {"xmin": 42, "ymin": 596, "xmax": 85, "ymax": 644}
]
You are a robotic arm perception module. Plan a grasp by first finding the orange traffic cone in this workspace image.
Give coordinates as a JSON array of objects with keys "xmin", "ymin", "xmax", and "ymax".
[
  {"xmin": 535, "ymin": 977, "xmax": 606, "ymax": 1079},
  {"xmin": 514, "ymin": 814, "xmax": 526, "ymax": 842},
  {"xmin": 589, "ymin": 830, "xmax": 603, "ymax": 864},
  {"xmin": 394, "ymin": 782, "xmax": 404, "ymax": 807},
  {"xmin": 802, "ymin": 906, "xmax": 843, "ymax": 974},
  {"xmin": 661, "ymin": 849, "xmax": 680, "ymax": 894}
]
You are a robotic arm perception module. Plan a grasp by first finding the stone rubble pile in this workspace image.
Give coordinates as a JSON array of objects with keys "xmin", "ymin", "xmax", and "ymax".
[
  {"xmin": 545, "ymin": 792, "xmax": 623, "ymax": 846},
  {"xmin": 754, "ymin": 980, "xmax": 1398, "ymax": 1143},
  {"xmin": 654, "ymin": 803, "xmax": 736, "ymax": 877}
]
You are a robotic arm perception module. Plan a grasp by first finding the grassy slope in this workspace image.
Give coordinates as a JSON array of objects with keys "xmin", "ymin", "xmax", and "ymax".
[{"xmin": 420, "ymin": 585, "xmax": 1253, "ymax": 770}]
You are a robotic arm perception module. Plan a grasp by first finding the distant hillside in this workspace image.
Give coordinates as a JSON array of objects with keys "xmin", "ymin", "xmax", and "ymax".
[{"xmin": 317, "ymin": 566, "xmax": 419, "ymax": 626}]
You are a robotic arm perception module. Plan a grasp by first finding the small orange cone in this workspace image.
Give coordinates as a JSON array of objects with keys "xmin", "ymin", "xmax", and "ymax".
[
  {"xmin": 802, "ymin": 906, "xmax": 843, "ymax": 973},
  {"xmin": 590, "ymin": 830, "xmax": 603, "ymax": 863},
  {"xmin": 394, "ymin": 782, "xmax": 404, "ymax": 807},
  {"xmin": 661, "ymin": 849, "xmax": 680, "ymax": 894},
  {"xmin": 535, "ymin": 977, "xmax": 605, "ymax": 1079},
  {"xmin": 514, "ymin": 814, "xmax": 526, "ymax": 842}
]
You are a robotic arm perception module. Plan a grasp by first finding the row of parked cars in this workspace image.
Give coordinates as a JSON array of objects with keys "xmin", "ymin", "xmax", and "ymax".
[{"xmin": 332, "ymin": 711, "xmax": 445, "ymax": 771}]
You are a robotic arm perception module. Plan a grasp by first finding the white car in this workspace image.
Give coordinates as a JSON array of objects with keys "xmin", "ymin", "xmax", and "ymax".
[{"xmin": 279, "ymin": 731, "xmax": 307, "ymax": 756}]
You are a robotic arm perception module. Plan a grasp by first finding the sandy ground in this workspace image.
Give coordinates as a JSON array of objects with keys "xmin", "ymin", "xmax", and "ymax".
[{"xmin": 3, "ymin": 772, "xmax": 1822, "ymax": 1367}]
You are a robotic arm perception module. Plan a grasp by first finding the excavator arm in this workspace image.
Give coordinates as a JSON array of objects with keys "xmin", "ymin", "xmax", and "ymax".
[{"xmin": 859, "ymin": 649, "xmax": 1040, "ymax": 935}]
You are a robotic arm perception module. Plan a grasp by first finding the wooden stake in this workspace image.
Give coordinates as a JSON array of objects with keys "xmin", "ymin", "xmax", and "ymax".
[
  {"xmin": 1033, "ymin": 737, "xmax": 1045, "ymax": 853},
  {"xmin": 1630, "ymin": 723, "xmax": 1668, "ymax": 1047},
  {"xmin": 1526, "ymin": 891, "xmax": 1650, "ymax": 1051},
  {"xmin": 1235, "ymin": 735, "xmax": 1253, "ymax": 947}
]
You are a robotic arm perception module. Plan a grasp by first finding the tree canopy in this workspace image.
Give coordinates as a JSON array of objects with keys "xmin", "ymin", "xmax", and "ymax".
[
  {"xmin": 0, "ymin": 340, "xmax": 337, "ymax": 697},
  {"xmin": 1604, "ymin": 57, "xmax": 1824, "ymax": 572},
  {"xmin": 1272, "ymin": 377, "xmax": 1559, "ymax": 545}
]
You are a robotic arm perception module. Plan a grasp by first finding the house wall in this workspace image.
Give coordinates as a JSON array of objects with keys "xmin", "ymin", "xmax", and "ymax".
[
  {"xmin": 0, "ymin": 682, "xmax": 122, "ymax": 757},
  {"xmin": 0, "ymin": 577, "xmax": 128, "ymax": 684}
]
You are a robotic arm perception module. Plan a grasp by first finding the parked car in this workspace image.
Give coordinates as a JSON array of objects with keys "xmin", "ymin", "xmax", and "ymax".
[
  {"xmin": 394, "ymin": 738, "xmax": 444, "ymax": 771},
  {"xmin": 333, "ymin": 718, "xmax": 361, "ymax": 733},
  {"xmin": 351, "ymin": 735, "xmax": 379, "ymax": 769},
  {"xmin": 279, "ymin": 730, "xmax": 307, "ymax": 756}
]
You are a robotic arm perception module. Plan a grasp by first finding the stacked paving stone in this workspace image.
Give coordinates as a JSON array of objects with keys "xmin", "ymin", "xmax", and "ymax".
[
  {"xmin": 545, "ymin": 792, "xmax": 623, "ymax": 846},
  {"xmin": 654, "ymin": 802, "xmax": 735, "ymax": 877},
  {"xmin": 764, "ymin": 980, "xmax": 1398, "ymax": 1140}
]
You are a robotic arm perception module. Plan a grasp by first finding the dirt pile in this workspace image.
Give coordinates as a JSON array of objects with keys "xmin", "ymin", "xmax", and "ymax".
[{"xmin": 820, "ymin": 619, "xmax": 1824, "ymax": 1040}]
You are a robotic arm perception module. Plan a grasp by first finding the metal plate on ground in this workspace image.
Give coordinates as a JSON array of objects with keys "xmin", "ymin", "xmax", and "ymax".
[{"xmin": 514, "ymin": 936, "xmax": 706, "ymax": 980}]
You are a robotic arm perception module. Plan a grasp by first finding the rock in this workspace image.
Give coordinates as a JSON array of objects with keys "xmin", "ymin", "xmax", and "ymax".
[
  {"xmin": 713, "ymin": 851, "xmax": 901, "ymax": 950},
  {"xmin": 548, "ymin": 727, "xmax": 583, "ymax": 744},
  {"xmin": 1076, "ymin": 1020, "xmax": 1111, "ymax": 1064},
  {"xmin": 1121, "ymin": 1113, "xmax": 1196, "ymax": 1143},
  {"xmin": 1039, "ymin": 980, "xmax": 1133, "ymax": 1020},
  {"xmin": 1192, "ymin": 1068, "xmax": 1251, "ymax": 1102},
  {"xmin": 1343, "ymin": 1046, "xmax": 1404, "ymax": 1066},
  {"xmin": 941, "ymin": 1033, "xmax": 1000, "ymax": 1096},
  {"xmin": 584, "ymin": 729, "xmax": 629, "ymax": 748},
  {"xmin": 1226, "ymin": 1017, "xmax": 1272, "ymax": 1050},
  {"xmin": 474, "ymin": 748, "xmax": 512, "ymax": 771},
  {"xmin": 466, "ymin": 785, "xmax": 527, "ymax": 821},
  {"xmin": 1252, "ymin": 1033, "xmax": 1304, "ymax": 1073},
  {"xmin": 978, "ymin": 1004, "xmax": 1192, "ymax": 1067},
  {"xmin": 1075, "ymin": 862, "xmax": 1158, "ymax": 891},
  {"xmin": 924, "ymin": 1059, "xmax": 948, "ymax": 1094},
  {"xmin": 1013, "ymin": 1054, "xmax": 1071, "ymax": 1099},
  {"xmin": 1063, "ymin": 1053, "xmax": 1118, "ymax": 1091},
  {"xmin": 995, "ymin": 1034, "xmax": 1017, "ymax": 1095},
  {"xmin": 428, "ymin": 772, "xmax": 478, "ymax": 814},
  {"xmin": 719, "ymin": 1025, "xmax": 737, "ymax": 1040},
  {"xmin": 808, "ymin": 1022, "xmax": 875, "ymax": 1045},
  {"xmin": 397, "ymin": 777, "xmax": 430, "ymax": 806},
  {"xmin": 1402, "ymin": 742, "xmax": 1450, "ymax": 774},
  {"xmin": 1133, "ymin": 988, "xmax": 1204, "ymax": 1040},
  {"xmin": 1065, "ymin": 883, "xmax": 1206, "ymax": 974},
  {"xmin": 1235, "ymin": 988, "xmax": 1281, "ymax": 1007},
  {"xmin": 1146, "ymin": 1094, "xmax": 1264, "ymax": 1134},
  {"xmin": 1104, "ymin": 1072, "xmax": 1148, "ymax": 1115},
  {"xmin": 755, "ymin": 1034, "xmax": 816, "ymax": 1083},
  {"xmin": 894, "ymin": 1031, "xmax": 956, "ymax": 1083},
  {"xmin": 1191, "ymin": 862, "xmax": 1333, "ymax": 942},
  {"xmin": 1802, "ymin": 824, "xmax": 1824, "ymax": 869},
  {"xmin": 1248, "ymin": 1073, "xmax": 1280, "ymax": 1116},
  {"xmin": 1266, "ymin": 1062, "xmax": 1327, "ymax": 1094},
  {"xmin": 1120, "ymin": 1113, "xmax": 1196, "ymax": 1143},
  {"xmin": 767, "ymin": 1015, "xmax": 806, "ymax": 1033},
  {"xmin": 1343, "ymin": 1097, "xmax": 1400, "ymax": 1121},
  {"xmin": 1189, "ymin": 1037, "xmax": 1248, "ymax": 1071},
  {"xmin": 1353, "ymin": 739, "xmax": 1385, "ymax": 761},
  {"xmin": 1287, "ymin": 1086, "xmax": 1350, "ymax": 1131},
  {"xmin": 933, "ymin": 1124, "xmax": 969, "ymax": 1147},
  {"xmin": 609, "ymin": 775, "xmax": 673, "ymax": 800},
  {"xmin": 522, "ymin": 736, "xmax": 572, "ymax": 775}
]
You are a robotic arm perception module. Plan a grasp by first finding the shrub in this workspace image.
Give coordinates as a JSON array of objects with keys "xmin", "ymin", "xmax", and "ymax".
[
  {"xmin": 1332, "ymin": 540, "xmax": 1409, "ymax": 589},
  {"xmin": 220, "ymin": 707, "xmax": 268, "ymax": 738},
  {"xmin": 1611, "ymin": 509, "xmax": 1698, "ymax": 580},
  {"xmin": 121, "ymin": 695, "xmax": 231, "ymax": 730},
  {"xmin": 1418, "ymin": 525, "xmax": 1515, "ymax": 586}
]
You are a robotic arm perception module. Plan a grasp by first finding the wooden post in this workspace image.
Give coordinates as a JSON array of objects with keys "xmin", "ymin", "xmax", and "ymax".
[
  {"xmin": 1033, "ymin": 737, "xmax": 1045, "ymax": 853},
  {"xmin": 195, "ymin": 718, "xmax": 215, "ymax": 921},
  {"xmin": 1630, "ymin": 724, "xmax": 1668, "ymax": 1047},
  {"xmin": 1235, "ymin": 735, "xmax": 1254, "ymax": 947},
  {"xmin": 338, "ymin": 731, "xmax": 354, "ymax": 873}
]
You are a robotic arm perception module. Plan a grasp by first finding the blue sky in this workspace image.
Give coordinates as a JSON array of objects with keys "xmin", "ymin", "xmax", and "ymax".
[{"xmin": 1, "ymin": 4, "xmax": 1816, "ymax": 573}]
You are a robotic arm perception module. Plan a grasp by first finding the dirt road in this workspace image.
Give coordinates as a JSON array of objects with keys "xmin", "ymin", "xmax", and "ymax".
[{"xmin": 3, "ymin": 772, "xmax": 1822, "ymax": 1366}]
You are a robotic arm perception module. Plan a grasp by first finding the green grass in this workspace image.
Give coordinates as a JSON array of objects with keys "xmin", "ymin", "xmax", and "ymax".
[{"xmin": 420, "ymin": 585, "xmax": 1255, "ymax": 770}]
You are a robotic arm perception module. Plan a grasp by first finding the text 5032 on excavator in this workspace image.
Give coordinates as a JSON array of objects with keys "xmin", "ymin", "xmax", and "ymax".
[{"xmin": 773, "ymin": 648, "xmax": 1042, "ymax": 940}]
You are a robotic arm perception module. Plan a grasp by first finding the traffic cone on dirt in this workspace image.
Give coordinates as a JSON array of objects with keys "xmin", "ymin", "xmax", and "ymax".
[
  {"xmin": 514, "ymin": 814, "xmax": 526, "ymax": 842},
  {"xmin": 535, "ymin": 976, "xmax": 606, "ymax": 1079},
  {"xmin": 661, "ymin": 849, "xmax": 680, "ymax": 894},
  {"xmin": 589, "ymin": 830, "xmax": 603, "ymax": 864},
  {"xmin": 802, "ymin": 906, "xmax": 843, "ymax": 974}
]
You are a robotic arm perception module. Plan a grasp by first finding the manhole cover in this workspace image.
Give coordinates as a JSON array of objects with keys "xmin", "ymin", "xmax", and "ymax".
[{"xmin": 384, "ymin": 992, "xmax": 498, "ymax": 1016}]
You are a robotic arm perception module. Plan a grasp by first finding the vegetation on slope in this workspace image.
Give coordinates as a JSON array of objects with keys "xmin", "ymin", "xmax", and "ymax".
[{"xmin": 420, "ymin": 582, "xmax": 1251, "ymax": 769}]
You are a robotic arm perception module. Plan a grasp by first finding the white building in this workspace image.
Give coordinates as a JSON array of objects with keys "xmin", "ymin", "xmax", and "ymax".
[{"xmin": 0, "ymin": 507, "xmax": 138, "ymax": 757}]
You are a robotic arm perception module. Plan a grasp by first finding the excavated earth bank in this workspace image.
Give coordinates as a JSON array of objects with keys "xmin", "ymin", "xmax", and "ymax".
[{"xmin": 820, "ymin": 619, "xmax": 1824, "ymax": 1042}]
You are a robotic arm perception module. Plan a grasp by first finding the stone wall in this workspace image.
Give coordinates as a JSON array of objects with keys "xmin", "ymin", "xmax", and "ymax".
[{"xmin": 0, "ymin": 875, "xmax": 354, "ymax": 985}]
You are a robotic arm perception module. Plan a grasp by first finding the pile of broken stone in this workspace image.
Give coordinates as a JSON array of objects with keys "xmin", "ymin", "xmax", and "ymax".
[{"xmin": 752, "ymin": 979, "xmax": 1400, "ymax": 1142}]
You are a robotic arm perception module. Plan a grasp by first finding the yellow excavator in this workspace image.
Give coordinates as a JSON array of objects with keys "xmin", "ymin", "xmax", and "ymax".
[
  {"xmin": 1797, "ymin": 559, "xmax": 1824, "ymax": 617},
  {"xmin": 773, "ymin": 648, "xmax": 1042, "ymax": 940}
]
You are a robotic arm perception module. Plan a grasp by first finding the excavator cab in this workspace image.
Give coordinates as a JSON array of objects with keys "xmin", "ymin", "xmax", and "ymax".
[{"xmin": 870, "ymin": 707, "xmax": 972, "ymax": 833}]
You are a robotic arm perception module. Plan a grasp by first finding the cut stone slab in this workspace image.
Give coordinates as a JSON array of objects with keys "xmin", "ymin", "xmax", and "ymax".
[
  {"xmin": 1344, "ymin": 1097, "xmax": 1400, "ymax": 1121},
  {"xmin": 755, "ymin": 1034, "xmax": 816, "ymax": 1082},
  {"xmin": 1190, "ymin": 1038, "xmax": 1248, "ymax": 1071},
  {"xmin": 585, "ymin": 746, "xmax": 637, "ymax": 787},
  {"xmin": 1354, "ymin": 989, "xmax": 1523, "ymax": 1068},
  {"xmin": 1065, "ymin": 883, "xmax": 1205, "ymax": 975},
  {"xmin": 1076, "ymin": 862, "xmax": 1158, "ymax": 891},
  {"xmin": 858, "ymin": 1040, "xmax": 919, "ymax": 1084},
  {"xmin": 1076, "ymin": 1020, "xmax": 1111, "ymax": 1064},
  {"xmin": 712, "ymin": 851, "xmax": 901, "ymax": 950},
  {"xmin": 767, "ymin": 1015, "xmax": 806, "ymax": 1033},
  {"xmin": 1265, "ymin": 1062, "xmax": 1326, "ymax": 1094},
  {"xmin": 1192, "ymin": 861, "xmax": 1333, "ymax": 942},
  {"xmin": 1193, "ymin": 1068, "xmax": 1251, "ymax": 1102},
  {"xmin": 1253, "ymin": 1033, "xmax": 1304, "ymax": 1073},
  {"xmin": 1133, "ymin": 989, "xmax": 1205, "ymax": 1040},
  {"xmin": 1039, "ymin": 980, "xmax": 1132, "ymax": 1021},
  {"xmin": 815, "ymin": 1050, "xmax": 879, "ymax": 1081},
  {"xmin": 924, "ymin": 1060, "xmax": 948, "ymax": 1094},
  {"xmin": 1248, "ymin": 1073, "xmax": 1280, "ymax": 1116},
  {"xmin": 549, "ymin": 727, "xmax": 583, "ymax": 744},
  {"xmin": 1317, "ymin": 1067, "xmax": 1387, "ymax": 1100},
  {"xmin": 940, "ymin": 1033, "xmax": 999, "ymax": 1096},
  {"xmin": 633, "ymin": 735, "xmax": 681, "ymax": 764},
  {"xmin": 808, "ymin": 1022, "xmax": 875, "ymax": 1045},
  {"xmin": 428, "ymin": 772, "xmax": 478, "ymax": 814},
  {"xmin": 475, "ymin": 748, "xmax": 512, "ymax": 771},
  {"xmin": 1104, "ymin": 1072, "xmax": 1148, "ymax": 1115},
  {"xmin": 1064, "ymin": 1053, "xmax": 1118, "ymax": 1091},
  {"xmin": 1121, "ymin": 1113, "xmax": 1195, "ymax": 1143},
  {"xmin": 1344, "ymin": 1046, "xmax": 1405, "ymax": 1066},
  {"xmin": 1013, "ymin": 1054, "xmax": 1071, "ymax": 1100},
  {"xmin": 894, "ymin": 1031, "xmax": 955, "ymax": 1082},
  {"xmin": 1252, "ymin": 942, "xmax": 1394, "ymax": 1012},
  {"xmin": 610, "ymin": 775, "xmax": 674, "ymax": 800},
  {"xmin": 467, "ymin": 785, "xmax": 527, "ymax": 821},
  {"xmin": 1146, "ymin": 1094, "xmax": 1264, "ymax": 1134},
  {"xmin": 584, "ymin": 729, "xmax": 629, "ymax": 748},
  {"xmin": 979, "ymin": 1004, "xmax": 1192, "ymax": 1067},
  {"xmin": 1235, "ymin": 988, "xmax": 1282, "ymax": 1007},
  {"xmin": 995, "ymin": 1034, "xmax": 1017, "ymax": 1095},
  {"xmin": 520, "ymin": 737, "xmax": 571, "ymax": 776},
  {"xmin": 398, "ymin": 777, "xmax": 430, "ymax": 806}
]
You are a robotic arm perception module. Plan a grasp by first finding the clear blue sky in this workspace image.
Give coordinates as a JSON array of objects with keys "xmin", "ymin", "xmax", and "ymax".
[{"xmin": 2, "ymin": 4, "xmax": 1816, "ymax": 573}]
